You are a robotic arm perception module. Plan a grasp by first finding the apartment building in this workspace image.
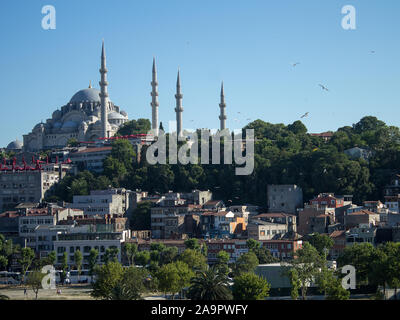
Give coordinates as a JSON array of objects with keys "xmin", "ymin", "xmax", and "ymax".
[
  {"xmin": 53, "ymin": 226, "xmax": 131, "ymax": 268},
  {"xmin": 69, "ymin": 146, "xmax": 112, "ymax": 173},
  {"xmin": 247, "ymin": 220, "xmax": 288, "ymax": 241},
  {"xmin": 0, "ymin": 165, "xmax": 70, "ymax": 211},
  {"xmin": 200, "ymin": 211, "xmax": 246, "ymax": 238},
  {"xmin": 71, "ymin": 188, "xmax": 131, "ymax": 216}
]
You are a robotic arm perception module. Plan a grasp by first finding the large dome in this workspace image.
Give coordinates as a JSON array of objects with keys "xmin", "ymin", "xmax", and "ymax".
[
  {"xmin": 70, "ymin": 88, "xmax": 101, "ymax": 103},
  {"xmin": 7, "ymin": 139, "xmax": 23, "ymax": 150}
]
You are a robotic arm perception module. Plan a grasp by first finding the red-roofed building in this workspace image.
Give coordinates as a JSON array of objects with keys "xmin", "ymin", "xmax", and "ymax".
[{"xmin": 309, "ymin": 193, "xmax": 345, "ymax": 209}]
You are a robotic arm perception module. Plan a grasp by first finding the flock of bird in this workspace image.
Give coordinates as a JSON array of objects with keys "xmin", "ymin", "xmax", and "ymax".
[
  {"xmin": 188, "ymin": 50, "xmax": 376, "ymax": 125},
  {"xmin": 292, "ymin": 50, "xmax": 376, "ymax": 120}
]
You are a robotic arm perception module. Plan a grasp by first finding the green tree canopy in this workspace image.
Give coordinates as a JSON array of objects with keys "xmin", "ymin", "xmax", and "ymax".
[{"xmin": 232, "ymin": 272, "xmax": 270, "ymax": 300}]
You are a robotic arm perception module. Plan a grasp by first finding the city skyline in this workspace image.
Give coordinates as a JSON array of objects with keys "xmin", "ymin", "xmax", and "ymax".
[{"xmin": 1, "ymin": 1, "xmax": 400, "ymax": 147}]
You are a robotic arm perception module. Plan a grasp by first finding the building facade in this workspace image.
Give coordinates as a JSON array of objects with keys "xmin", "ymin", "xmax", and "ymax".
[{"xmin": 267, "ymin": 185, "xmax": 303, "ymax": 215}]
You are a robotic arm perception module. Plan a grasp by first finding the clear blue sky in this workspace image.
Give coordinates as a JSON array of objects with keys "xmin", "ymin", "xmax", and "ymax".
[{"xmin": 0, "ymin": 0, "xmax": 399, "ymax": 147}]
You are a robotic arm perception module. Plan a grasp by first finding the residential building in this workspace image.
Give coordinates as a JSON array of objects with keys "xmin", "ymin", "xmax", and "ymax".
[
  {"xmin": 247, "ymin": 220, "xmax": 288, "ymax": 241},
  {"xmin": 298, "ymin": 204, "xmax": 335, "ymax": 236},
  {"xmin": 69, "ymin": 146, "xmax": 112, "ymax": 173},
  {"xmin": 206, "ymin": 239, "xmax": 248, "ymax": 264},
  {"xmin": 150, "ymin": 204, "xmax": 200, "ymax": 239},
  {"xmin": 383, "ymin": 174, "xmax": 400, "ymax": 197},
  {"xmin": 203, "ymin": 200, "xmax": 225, "ymax": 211},
  {"xmin": 53, "ymin": 226, "xmax": 131, "ymax": 268},
  {"xmin": 71, "ymin": 188, "xmax": 131, "ymax": 216},
  {"xmin": 385, "ymin": 195, "xmax": 400, "ymax": 213},
  {"xmin": 310, "ymin": 132, "xmax": 333, "ymax": 142},
  {"xmin": 251, "ymin": 212, "xmax": 297, "ymax": 233},
  {"xmin": 344, "ymin": 210, "xmax": 380, "ymax": 229},
  {"xmin": 0, "ymin": 163, "xmax": 73, "ymax": 211},
  {"xmin": 200, "ymin": 211, "xmax": 246, "ymax": 238},
  {"xmin": 267, "ymin": 184, "xmax": 303, "ymax": 215},
  {"xmin": 346, "ymin": 224, "xmax": 376, "ymax": 246},
  {"xmin": 329, "ymin": 230, "xmax": 346, "ymax": 259},
  {"xmin": 261, "ymin": 239, "xmax": 303, "ymax": 260},
  {"xmin": 309, "ymin": 193, "xmax": 347, "ymax": 209},
  {"xmin": 363, "ymin": 200, "xmax": 384, "ymax": 213},
  {"xmin": 0, "ymin": 211, "xmax": 20, "ymax": 239},
  {"xmin": 19, "ymin": 207, "xmax": 84, "ymax": 250}
]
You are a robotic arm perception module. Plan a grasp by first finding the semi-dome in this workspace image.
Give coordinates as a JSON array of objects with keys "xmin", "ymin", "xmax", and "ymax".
[
  {"xmin": 108, "ymin": 111, "xmax": 127, "ymax": 120},
  {"xmin": 7, "ymin": 139, "xmax": 23, "ymax": 150},
  {"xmin": 62, "ymin": 121, "xmax": 79, "ymax": 129},
  {"xmin": 70, "ymin": 88, "xmax": 101, "ymax": 103}
]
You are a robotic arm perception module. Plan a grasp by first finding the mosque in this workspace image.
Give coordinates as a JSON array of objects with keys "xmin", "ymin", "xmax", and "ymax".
[
  {"xmin": 21, "ymin": 41, "xmax": 129, "ymax": 152},
  {"xmin": 8, "ymin": 41, "xmax": 228, "ymax": 152}
]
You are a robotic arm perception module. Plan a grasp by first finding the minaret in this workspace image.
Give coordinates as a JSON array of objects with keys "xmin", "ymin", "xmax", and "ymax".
[
  {"xmin": 175, "ymin": 69, "xmax": 184, "ymax": 137},
  {"xmin": 99, "ymin": 40, "xmax": 109, "ymax": 139},
  {"xmin": 219, "ymin": 82, "xmax": 227, "ymax": 130},
  {"xmin": 151, "ymin": 57, "xmax": 159, "ymax": 135}
]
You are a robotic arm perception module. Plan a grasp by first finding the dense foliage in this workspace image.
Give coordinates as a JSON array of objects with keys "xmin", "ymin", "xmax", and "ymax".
[{"xmin": 47, "ymin": 116, "xmax": 400, "ymax": 207}]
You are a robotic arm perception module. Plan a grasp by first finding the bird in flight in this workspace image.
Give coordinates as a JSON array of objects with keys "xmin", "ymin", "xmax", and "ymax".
[
  {"xmin": 300, "ymin": 112, "xmax": 309, "ymax": 119},
  {"xmin": 370, "ymin": 50, "xmax": 375, "ymax": 54},
  {"xmin": 319, "ymin": 84, "xmax": 329, "ymax": 91},
  {"xmin": 292, "ymin": 62, "xmax": 300, "ymax": 67}
]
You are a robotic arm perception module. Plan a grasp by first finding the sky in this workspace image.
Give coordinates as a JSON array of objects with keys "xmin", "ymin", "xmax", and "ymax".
[{"xmin": 0, "ymin": 0, "xmax": 399, "ymax": 147}]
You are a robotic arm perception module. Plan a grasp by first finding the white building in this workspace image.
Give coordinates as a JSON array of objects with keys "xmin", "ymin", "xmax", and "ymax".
[
  {"xmin": 71, "ymin": 188, "xmax": 130, "ymax": 216},
  {"xmin": 53, "ymin": 226, "xmax": 130, "ymax": 268}
]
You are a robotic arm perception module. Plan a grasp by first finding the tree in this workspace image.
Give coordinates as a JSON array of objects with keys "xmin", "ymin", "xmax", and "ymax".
[
  {"xmin": 88, "ymin": 249, "xmax": 99, "ymax": 282},
  {"xmin": 123, "ymin": 243, "xmax": 138, "ymax": 266},
  {"xmin": 0, "ymin": 255, "xmax": 7, "ymax": 270},
  {"xmin": 287, "ymin": 120, "xmax": 307, "ymax": 135},
  {"xmin": 179, "ymin": 249, "xmax": 207, "ymax": 271},
  {"xmin": 117, "ymin": 118, "xmax": 151, "ymax": 136},
  {"xmin": 26, "ymin": 270, "xmax": 45, "ymax": 300},
  {"xmin": 305, "ymin": 233, "xmax": 334, "ymax": 258},
  {"xmin": 215, "ymin": 251, "xmax": 230, "ymax": 275},
  {"xmin": 337, "ymin": 243, "xmax": 375, "ymax": 286},
  {"xmin": 288, "ymin": 269, "xmax": 300, "ymax": 300},
  {"xmin": 188, "ymin": 267, "xmax": 233, "ymax": 300},
  {"xmin": 288, "ymin": 242, "xmax": 323, "ymax": 300},
  {"xmin": 74, "ymin": 250, "xmax": 83, "ymax": 281},
  {"xmin": 91, "ymin": 262, "xmax": 125, "ymax": 300},
  {"xmin": 381, "ymin": 242, "xmax": 400, "ymax": 299},
  {"xmin": 134, "ymin": 251, "xmax": 150, "ymax": 267},
  {"xmin": 67, "ymin": 137, "xmax": 79, "ymax": 147},
  {"xmin": 18, "ymin": 247, "xmax": 35, "ymax": 284},
  {"xmin": 156, "ymin": 261, "xmax": 193, "ymax": 299},
  {"xmin": 43, "ymin": 251, "xmax": 56, "ymax": 267},
  {"xmin": 184, "ymin": 238, "xmax": 201, "ymax": 251},
  {"xmin": 103, "ymin": 248, "xmax": 119, "ymax": 264},
  {"xmin": 160, "ymin": 247, "xmax": 178, "ymax": 266},
  {"xmin": 130, "ymin": 201, "xmax": 152, "ymax": 230},
  {"xmin": 112, "ymin": 139, "xmax": 136, "ymax": 167},
  {"xmin": 246, "ymin": 240, "xmax": 278, "ymax": 264},
  {"xmin": 60, "ymin": 251, "xmax": 69, "ymax": 284},
  {"xmin": 234, "ymin": 252, "xmax": 259, "ymax": 276},
  {"xmin": 108, "ymin": 267, "xmax": 149, "ymax": 300},
  {"xmin": 232, "ymin": 272, "xmax": 270, "ymax": 300}
]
